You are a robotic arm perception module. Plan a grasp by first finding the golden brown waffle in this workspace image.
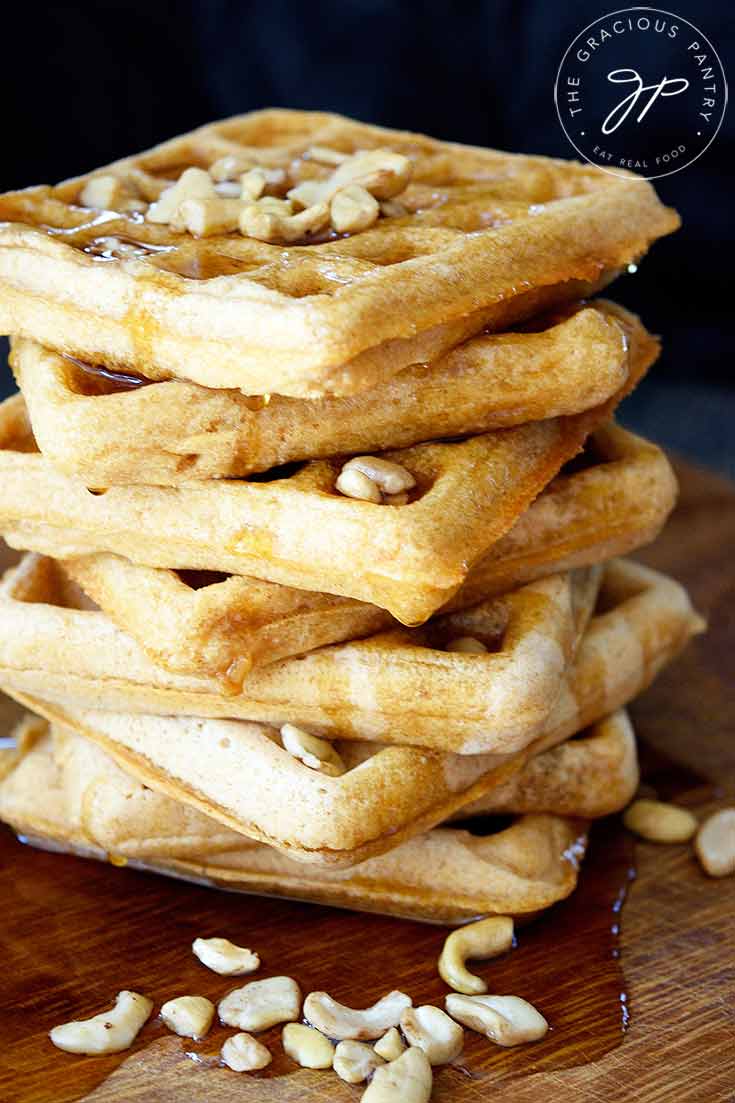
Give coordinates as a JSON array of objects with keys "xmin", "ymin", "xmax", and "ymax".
[
  {"xmin": 11, "ymin": 301, "xmax": 649, "ymax": 484},
  {"xmin": 46, "ymin": 709, "xmax": 636, "ymax": 861},
  {"xmin": 455, "ymin": 709, "xmax": 638, "ymax": 820},
  {"xmin": 0, "ymin": 557, "xmax": 593, "ymax": 754},
  {"xmin": 59, "ymin": 423, "xmax": 677, "ymax": 680},
  {"xmin": 2, "ymin": 560, "xmax": 703, "ymax": 867},
  {"xmin": 0, "ymin": 731, "xmax": 588, "ymax": 924},
  {"xmin": 0, "ymin": 110, "xmax": 679, "ymax": 397},
  {"xmin": 0, "ymin": 386, "xmax": 637, "ymax": 623}
]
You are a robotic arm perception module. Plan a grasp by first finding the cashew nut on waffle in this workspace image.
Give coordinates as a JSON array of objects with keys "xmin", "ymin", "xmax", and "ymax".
[
  {"xmin": 11, "ymin": 300, "xmax": 655, "ymax": 485},
  {"xmin": 1, "ymin": 729, "xmax": 591, "ymax": 924},
  {"xmin": 0, "ymin": 557, "xmax": 599, "ymax": 754},
  {"xmin": 0, "ymin": 558, "xmax": 703, "ymax": 869},
  {"xmin": 0, "ymin": 110, "xmax": 679, "ymax": 397},
  {"xmin": 48, "ymin": 422, "xmax": 676, "ymax": 682},
  {"xmin": 0, "ymin": 360, "xmax": 646, "ymax": 623}
]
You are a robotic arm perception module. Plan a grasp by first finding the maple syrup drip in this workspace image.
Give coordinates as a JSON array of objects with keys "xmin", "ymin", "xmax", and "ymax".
[{"xmin": 66, "ymin": 356, "xmax": 152, "ymax": 394}]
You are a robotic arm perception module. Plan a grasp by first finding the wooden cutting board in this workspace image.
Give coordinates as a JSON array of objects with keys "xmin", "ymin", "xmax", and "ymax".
[{"xmin": 0, "ymin": 456, "xmax": 733, "ymax": 1103}]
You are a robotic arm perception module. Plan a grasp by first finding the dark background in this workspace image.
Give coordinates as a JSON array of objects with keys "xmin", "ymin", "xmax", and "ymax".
[{"xmin": 1, "ymin": 0, "xmax": 732, "ymax": 474}]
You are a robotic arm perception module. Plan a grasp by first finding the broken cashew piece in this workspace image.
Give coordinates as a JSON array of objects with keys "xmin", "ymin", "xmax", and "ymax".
[
  {"xmin": 445, "ymin": 994, "xmax": 548, "ymax": 1046},
  {"xmin": 438, "ymin": 916, "xmax": 515, "ymax": 994},
  {"xmin": 374, "ymin": 1027, "xmax": 405, "ymax": 1061},
  {"xmin": 400, "ymin": 1005, "xmax": 464, "ymax": 1065},
  {"xmin": 280, "ymin": 723, "xmax": 346, "ymax": 777},
  {"xmin": 331, "ymin": 185, "xmax": 380, "ymax": 233},
  {"xmin": 303, "ymin": 989, "xmax": 411, "ymax": 1040},
  {"xmin": 334, "ymin": 1039, "xmax": 384, "ymax": 1083},
  {"xmin": 49, "ymin": 991, "xmax": 153, "ymax": 1055},
  {"xmin": 218, "ymin": 976, "xmax": 302, "ymax": 1031},
  {"xmin": 282, "ymin": 1022, "xmax": 335, "ymax": 1069},
  {"xmin": 695, "ymin": 808, "xmax": 735, "ymax": 877},
  {"xmin": 361, "ymin": 1046, "xmax": 432, "ymax": 1103},
  {"xmin": 221, "ymin": 1032, "xmax": 272, "ymax": 1071},
  {"xmin": 146, "ymin": 168, "xmax": 215, "ymax": 223},
  {"xmin": 192, "ymin": 936, "xmax": 260, "ymax": 976},
  {"xmin": 623, "ymin": 799, "xmax": 698, "ymax": 843},
  {"xmin": 160, "ymin": 996, "xmax": 214, "ymax": 1039}
]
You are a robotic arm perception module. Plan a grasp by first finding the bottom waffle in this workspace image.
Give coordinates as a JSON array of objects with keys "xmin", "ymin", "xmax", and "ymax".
[
  {"xmin": 0, "ymin": 727, "xmax": 590, "ymax": 924},
  {"xmin": 1, "ymin": 559, "xmax": 702, "ymax": 868}
]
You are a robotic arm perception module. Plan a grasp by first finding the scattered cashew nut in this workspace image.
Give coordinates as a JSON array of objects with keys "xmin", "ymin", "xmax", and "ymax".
[
  {"xmin": 192, "ymin": 936, "xmax": 260, "ymax": 976},
  {"xmin": 400, "ymin": 1005, "xmax": 464, "ymax": 1065},
  {"xmin": 438, "ymin": 916, "xmax": 515, "ymax": 994},
  {"xmin": 333, "ymin": 1039, "xmax": 384, "ymax": 1083},
  {"xmin": 335, "ymin": 466, "xmax": 383, "ymax": 503},
  {"xmin": 361, "ymin": 1046, "xmax": 432, "ymax": 1103},
  {"xmin": 303, "ymin": 989, "xmax": 411, "ymax": 1040},
  {"xmin": 623, "ymin": 799, "xmax": 698, "ymax": 843},
  {"xmin": 49, "ymin": 991, "xmax": 153, "ymax": 1055},
  {"xmin": 160, "ymin": 995, "xmax": 214, "ymax": 1039},
  {"xmin": 374, "ymin": 1027, "xmax": 405, "ymax": 1061},
  {"xmin": 218, "ymin": 976, "xmax": 302, "ymax": 1031},
  {"xmin": 280, "ymin": 723, "xmax": 346, "ymax": 777},
  {"xmin": 445, "ymin": 994, "xmax": 548, "ymax": 1046},
  {"xmin": 282, "ymin": 1022, "xmax": 335, "ymax": 1069},
  {"xmin": 694, "ymin": 808, "xmax": 735, "ymax": 877},
  {"xmin": 221, "ymin": 1032, "xmax": 272, "ymax": 1071}
]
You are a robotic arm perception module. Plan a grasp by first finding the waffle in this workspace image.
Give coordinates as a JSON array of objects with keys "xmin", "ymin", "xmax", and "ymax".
[
  {"xmin": 0, "ymin": 110, "xmax": 679, "ymax": 398},
  {"xmin": 0, "ymin": 380, "xmax": 640, "ymax": 624},
  {"xmin": 0, "ymin": 557, "xmax": 594, "ymax": 754},
  {"xmin": 59, "ymin": 423, "xmax": 677, "ymax": 680},
  {"xmin": 11, "ymin": 300, "xmax": 650, "ymax": 485},
  {"xmin": 46, "ymin": 708, "xmax": 636, "ymax": 861},
  {"xmin": 0, "ymin": 732, "xmax": 588, "ymax": 924},
  {"xmin": 455, "ymin": 709, "xmax": 638, "ymax": 820},
  {"xmin": 2, "ymin": 560, "xmax": 704, "ymax": 867}
]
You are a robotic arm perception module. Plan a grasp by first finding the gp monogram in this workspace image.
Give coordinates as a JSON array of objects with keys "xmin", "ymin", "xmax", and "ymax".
[{"xmin": 554, "ymin": 7, "xmax": 727, "ymax": 180}]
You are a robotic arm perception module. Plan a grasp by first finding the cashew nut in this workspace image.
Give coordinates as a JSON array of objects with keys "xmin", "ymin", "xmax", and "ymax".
[
  {"xmin": 333, "ymin": 1039, "xmax": 384, "ymax": 1083},
  {"xmin": 49, "ymin": 991, "xmax": 153, "ymax": 1055},
  {"xmin": 438, "ymin": 916, "xmax": 515, "ymax": 994},
  {"xmin": 192, "ymin": 936, "xmax": 260, "ymax": 976},
  {"xmin": 282, "ymin": 1022, "xmax": 335, "ymax": 1069},
  {"xmin": 221, "ymin": 1032, "xmax": 272, "ymax": 1072},
  {"xmin": 288, "ymin": 149, "xmax": 412, "ymax": 208},
  {"xmin": 160, "ymin": 996, "xmax": 214, "ymax": 1039},
  {"xmin": 342, "ymin": 456, "xmax": 416, "ymax": 496},
  {"xmin": 623, "ymin": 799, "xmax": 698, "ymax": 843},
  {"xmin": 331, "ymin": 185, "xmax": 380, "ymax": 233},
  {"xmin": 695, "ymin": 808, "xmax": 735, "ymax": 877},
  {"xmin": 361, "ymin": 1046, "xmax": 432, "ymax": 1103},
  {"xmin": 445, "ymin": 994, "xmax": 548, "ymax": 1046},
  {"xmin": 280, "ymin": 723, "xmax": 346, "ymax": 777},
  {"xmin": 400, "ymin": 1005, "xmax": 463, "ymax": 1065},
  {"xmin": 146, "ymin": 168, "xmax": 215, "ymax": 223},
  {"xmin": 303, "ymin": 990, "xmax": 411, "ymax": 1040},
  {"xmin": 219, "ymin": 976, "xmax": 302, "ymax": 1031},
  {"xmin": 374, "ymin": 1027, "xmax": 405, "ymax": 1061},
  {"xmin": 335, "ymin": 467, "xmax": 383, "ymax": 503}
]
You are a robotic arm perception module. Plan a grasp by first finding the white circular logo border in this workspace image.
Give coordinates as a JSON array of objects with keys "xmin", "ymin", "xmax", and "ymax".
[{"xmin": 553, "ymin": 5, "xmax": 728, "ymax": 180}]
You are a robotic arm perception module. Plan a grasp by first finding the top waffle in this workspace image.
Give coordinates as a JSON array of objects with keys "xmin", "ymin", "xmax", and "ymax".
[{"xmin": 0, "ymin": 109, "xmax": 679, "ymax": 397}]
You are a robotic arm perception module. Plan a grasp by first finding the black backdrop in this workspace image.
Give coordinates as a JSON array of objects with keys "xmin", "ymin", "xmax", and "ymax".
[{"xmin": 1, "ymin": 0, "xmax": 732, "ymax": 472}]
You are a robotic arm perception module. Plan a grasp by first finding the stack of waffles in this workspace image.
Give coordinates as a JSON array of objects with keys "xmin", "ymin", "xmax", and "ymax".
[{"xmin": 0, "ymin": 111, "xmax": 704, "ymax": 923}]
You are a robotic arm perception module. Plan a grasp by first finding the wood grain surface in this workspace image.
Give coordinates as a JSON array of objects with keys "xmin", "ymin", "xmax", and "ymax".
[{"xmin": 0, "ymin": 455, "xmax": 733, "ymax": 1103}]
